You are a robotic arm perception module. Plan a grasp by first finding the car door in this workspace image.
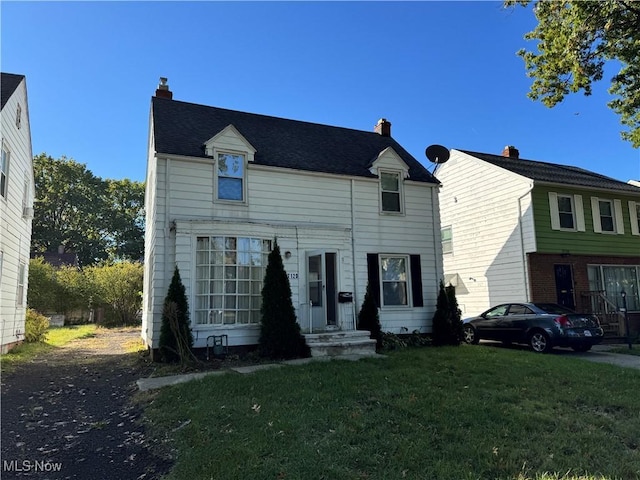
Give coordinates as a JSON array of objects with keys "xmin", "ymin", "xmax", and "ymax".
[
  {"xmin": 499, "ymin": 304, "xmax": 535, "ymax": 343},
  {"xmin": 475, "ymin": 304, "xmax": 509, "ymax": 340}
]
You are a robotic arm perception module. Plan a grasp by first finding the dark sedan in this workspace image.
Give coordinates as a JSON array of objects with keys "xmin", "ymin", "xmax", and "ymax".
[{"xmin": 462, "ymin": 303, "xmax": 604, "ymax": 353}]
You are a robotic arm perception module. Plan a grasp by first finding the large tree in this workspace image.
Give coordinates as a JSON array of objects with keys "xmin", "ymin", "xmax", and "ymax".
[
  {"xmin": 32, "ymin": 154, "xmax": 145, "ymax": 265},
  {"xmin": 507, "ymin": 0, "xmax": 640, "ymax": 147}
]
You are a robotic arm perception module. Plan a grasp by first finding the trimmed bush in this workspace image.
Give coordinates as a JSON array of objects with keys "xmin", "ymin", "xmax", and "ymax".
[
  {"xmin": 259, "ymin": 239, "xmax": 310, "ymax": 360},
  {"xmin": 25, "ymin": 309, "xmax": 50, "ymax": 343},
  {"xmin": 431, "ymin": 280, "xmax": 463, "ymax": 346},
  {"xmin": 357, "ymin": 281, "xmax": 382, "ymax": 350},
  {"xmin": 159, "ymin": 266, "xmax": 193, "ymax": 362}
]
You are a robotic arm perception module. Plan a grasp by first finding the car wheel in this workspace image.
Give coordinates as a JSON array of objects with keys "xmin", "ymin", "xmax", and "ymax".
[
  {"xmin": 463, "ymin": 325, "xmax": 479, "ymax": 345},
  {"xmin": 572, "ymin": 345, "xmax": 592, "ymax": 352},
  {"xmin": 529, "ymin": 331, "xmax": 551, "ymax": 353}
]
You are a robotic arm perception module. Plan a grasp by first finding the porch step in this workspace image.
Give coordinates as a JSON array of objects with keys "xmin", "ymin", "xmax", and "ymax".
[{"xmin": 304, "ymin": 330, "xmax": 377, "ymax": 357}]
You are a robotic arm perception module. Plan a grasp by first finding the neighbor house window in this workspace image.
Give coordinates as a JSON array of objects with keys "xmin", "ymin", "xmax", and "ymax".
[
  {"xmin": 588, "ymin": 265, "xmax": 639, "ymax": 312},
  {"xmin": 441, "ymin": 226, "xmax": 453, "ymax": 254},
  {"xmin": 217, "ymin": 153, "xmax": 245, "ymax": 201},
  {"xmin": 17, "ymin": 262, "xmax": 25, "ymax": 306},
  {"xmin": 591, "ymin": 197, "xmax": 624, "ymax": 234},
  {"xmin": 632, "ymin": 201, "xmax": 640, "ymax": 236},
  {"xmin": 380, "ymin": 171, "xmax": 402, "ymax": 213},
  {"xmin": 194, "ymin": 236, "xmax": 271, "ymax": 326},
  {"xmin": 548, "ymin": 192, "xmax": 584, "ymax": 231},
  {"xmin": 0, "ymin": 146, "xmax": 8, "ymax": 199},
  {"xmin": 380, "ymin": 255, "xmax": 409, "ymax": 306}
]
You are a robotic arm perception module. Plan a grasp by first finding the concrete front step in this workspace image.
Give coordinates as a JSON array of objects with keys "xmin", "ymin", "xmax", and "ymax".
[{"xmin": 304, "ymin": 330, "xmax": 377, "ymax": 357}]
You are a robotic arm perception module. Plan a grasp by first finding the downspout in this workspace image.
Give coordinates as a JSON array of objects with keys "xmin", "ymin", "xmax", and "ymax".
[
  {"xmin": 517, "ymin": 183, "xmax": 534, "ymax": 302},
  {"xmin": 431, "ymin": 186, "xmax": 442, "ymax": 290},
  {"xmin": 351, "ymin": 179, "xmax": 358, "ymax": 331}
]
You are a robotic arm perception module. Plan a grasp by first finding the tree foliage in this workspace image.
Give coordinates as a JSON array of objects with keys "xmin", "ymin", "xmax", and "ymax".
[
  {"xmin": 259, "ymin": 239, "xmax": 310, "ymax": 360},
  {"xmin": 85, "ymin": 262, "xmax": 143, "ymax": 326},
  {"xmin": 28, "ymin": 257, "xmax": 89, "ymax": 314},
  {"xmin": 507, "ymin": 0, "xmax": 640, "ymax": 147},
  {"xmin": 159, "ymin": 266, "xmax": 193, "ymax": 363},
  {"xmin": 357, "ymin": 281, "xmax": 383, "ymax": 351},
  {"xmin": 32, "ymin": 154, "xmax": 145, "ymax": 266}
]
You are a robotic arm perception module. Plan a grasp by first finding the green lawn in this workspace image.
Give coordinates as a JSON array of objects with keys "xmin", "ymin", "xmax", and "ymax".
[
  {"xmin": 142, "ymin": 345, "xmax": 640, "ymax": 480},
  {"xmin": 1, "ymin": 324, "xmax": 97, "ymax": 372}
]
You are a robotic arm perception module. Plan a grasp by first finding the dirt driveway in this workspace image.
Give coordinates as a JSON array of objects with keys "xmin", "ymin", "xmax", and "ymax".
[{"xmin": 1, "ymin": 328, "xmax": 171, "ymax": 479}]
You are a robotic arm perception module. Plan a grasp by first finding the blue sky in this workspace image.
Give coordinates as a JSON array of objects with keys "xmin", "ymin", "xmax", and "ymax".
[{"xmin": 2, "ymin": 1, "xmax": 639, "ymax": 184}]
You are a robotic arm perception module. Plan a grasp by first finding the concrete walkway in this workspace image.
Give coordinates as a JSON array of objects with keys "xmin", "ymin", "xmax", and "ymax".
[
  {"xmin": 571, "ymin": 344, "xmax": 640, "ymax": 370},
  {"xmin": 137, "ymin": 352, "xmax": 381, "ymax": 391}
]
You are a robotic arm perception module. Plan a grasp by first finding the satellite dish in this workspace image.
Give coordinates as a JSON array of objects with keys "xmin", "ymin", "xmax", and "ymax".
[{"xmin": 425, "ymin": 144, "xmax": 450, "ymax": 164}]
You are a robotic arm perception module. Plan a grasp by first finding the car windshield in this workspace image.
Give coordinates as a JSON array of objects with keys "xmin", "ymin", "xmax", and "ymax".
[{"xmin": 532, "ymin": 303, "xmax": 575, "ymax": 315}]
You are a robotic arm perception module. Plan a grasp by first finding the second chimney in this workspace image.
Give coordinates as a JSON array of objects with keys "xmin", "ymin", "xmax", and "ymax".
[
  {"xmin": 155, "ymin": 77, "xmax": 173, "ymax": 99},
  {"xmin": 502, "ymin": 145, "xmax": 519, "ymax": 159},
  {"xmin": 374, "ymin": 118, "xmax": 391, "ymax": 137}
]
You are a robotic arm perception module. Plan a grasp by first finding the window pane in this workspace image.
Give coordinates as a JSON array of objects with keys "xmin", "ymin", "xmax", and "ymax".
[
  {"xmin": 212, "ymin": 237, "xmax": 224, "ymax": 250},
  {"xmin": 381, "ymin": 172, "xmax": 399, "ymax": 191},
  {"xmin": 381, "ymin": 257, "xmax": 406, "ymax": 281},
  {"xmin": 196, "ymin": 237, "xmax": 209, "ymax": 251},
  {"xmin": 238, "ymin": 281, "xmax": 250, "ymax": 294},
  {"xmin": 237, "ymin": 311, "xmax": 250, "ymax": 324},
  {"xmin": 251, "ymin": 295, "xmax": 262, "ymax": 310},
  {"xmin": 211, "ymin": 310, "xmax": 223, "ymax": 325},
  {"xmin": 225, "ymin": 296, "xmax": 236, "ymax": 309},
  {"xmin": 383, "ymin": 282, "xmax": 407, "ymax": 305},
  {"xmin": 218, "ymin": 153, "xmax": 244, "ymax": 178},
  {"xmin": 251, "ymin": 281, "xmax": 262, "ymax": 294},
  {"xmin": 559, "ymin": 212, "xmax": 575, "ymax": 229},
  {"xmin": 238, "ymin": 237, "xmax": 250, "ymax": 252},
  {"xmin": 382, "ymin": 192, "xmax": 400, "ymax": 212},
  {"xmin": 238, "ymin": 296, "xmax": 250, "ymax": 309},
  {"xmin": 223, "ymin": 311, "xmax": 236, "ymax": 324},
  {"xmin": 599, "ymin": 201, "xmax": 614, "ymax": 231},
  {"xmin": 218, "ymin": 177, "xmax": 243, "ymax": 201}
]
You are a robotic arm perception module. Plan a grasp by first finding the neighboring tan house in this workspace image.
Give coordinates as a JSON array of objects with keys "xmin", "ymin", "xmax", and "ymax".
[
  {"xmin": 142, "ymin": 79, "xmax": 443, "ymax": 355},
  {"xmin": 1, "ymin": 73, "xmax": 34, "ymax": 353},
  {"xmin": 435, "ymin": 146, "xmax": 640, "ymax": 336}
]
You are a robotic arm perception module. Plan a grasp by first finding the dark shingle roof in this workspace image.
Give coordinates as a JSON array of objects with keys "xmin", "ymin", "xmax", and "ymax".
[
  {"xmin": 1, "ymin": 73, "xmax": 24, "ymax": 110},
  {"xmin": 461, "ymin": 150, "xmax": 640, "ymax": 195},
  {"xmin": 152, "ymin": 97, "xmax": 437, "ymax": 184}
]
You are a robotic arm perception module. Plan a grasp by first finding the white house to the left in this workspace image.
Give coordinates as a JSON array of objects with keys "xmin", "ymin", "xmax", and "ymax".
[{"xmin": 0, "ymin": 72, "xmax": 35, "ymax": 353}]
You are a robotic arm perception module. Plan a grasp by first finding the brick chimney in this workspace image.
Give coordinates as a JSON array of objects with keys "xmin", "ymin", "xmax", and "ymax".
[
  {"xmin": 155, "ymin": 77, "xmax": 173, "ymax": 99},
  {"xmin": 502, "ymin": 145, "xmax": 519, "ymax": 159},
  {"xmin": 374, "ymin": 118, "xmax": 391, "ymax": 137}
]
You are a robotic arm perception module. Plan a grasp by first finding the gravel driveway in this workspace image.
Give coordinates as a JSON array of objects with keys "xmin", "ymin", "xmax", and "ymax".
[{"xmin": 1, "ymin": 328, "xmax": 171, "ymax": 479}]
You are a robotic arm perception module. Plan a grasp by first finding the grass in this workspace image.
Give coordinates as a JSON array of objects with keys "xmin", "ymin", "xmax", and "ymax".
[
  {"xmin": 143, "ymin": 345, "xmax": 640, "ymax": 480},
  {"xmin": 609, "ymin": 346, "xmax": 640, "ymax": 356},
  {"xmin": 1, "ymin": 324, "xmax": 97, "ymax": 372}
]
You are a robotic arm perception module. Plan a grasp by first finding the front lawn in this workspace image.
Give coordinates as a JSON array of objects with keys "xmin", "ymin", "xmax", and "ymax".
[{"xmin": 143, "ymin": 345, "xmax": 640, "ymax": 480}]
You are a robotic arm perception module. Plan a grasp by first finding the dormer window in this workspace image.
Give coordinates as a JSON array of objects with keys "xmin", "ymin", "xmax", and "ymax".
[
  {"xmin": 217, "ymin": 153, "xmax": 245, "ymax": 201},
  {"xmin": 380, "ymin": 171, "xmax": 402, "ymax": 213}
]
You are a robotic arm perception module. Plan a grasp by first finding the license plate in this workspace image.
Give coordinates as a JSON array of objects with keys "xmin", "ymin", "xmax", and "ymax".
[{"xmin": 584, "ymin": 330, "xmax": 592, "ymax": 337}]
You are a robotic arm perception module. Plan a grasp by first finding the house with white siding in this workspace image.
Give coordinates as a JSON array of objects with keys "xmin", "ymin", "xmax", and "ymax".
[
  {"xmin": 435, "ymin": 147, "xmax": 640, "ymax": 336},
  {"xmin": 141, "ymin": 79, "xmax": 443, "ymax": 356},
  {"xmin": 1, "ymin": 73, "xmax": 34, "ymax": 353}
]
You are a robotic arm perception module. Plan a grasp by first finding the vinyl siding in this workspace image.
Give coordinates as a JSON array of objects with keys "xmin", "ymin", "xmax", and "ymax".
[
  {"xmin": 533, "ymin": 185, "xmax": 640, "ymax": 256},
  {"xmin": 436, "ymin": 150, "xmax": 535, "ymax": 317},
  {"xmin": 0, "ymin": 78, "xmax": 33, "ymax": 352},
  {"xmin": 143, "ymin": 149, "xmax": 442, "ymax": 347}
]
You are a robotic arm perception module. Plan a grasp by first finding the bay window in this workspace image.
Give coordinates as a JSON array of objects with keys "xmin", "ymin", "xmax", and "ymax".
[{"xmin": 195, "ymin": 236, "xmax": 271, "ymax": 326}]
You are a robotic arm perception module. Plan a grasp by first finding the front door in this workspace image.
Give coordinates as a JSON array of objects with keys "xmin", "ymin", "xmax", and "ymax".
[
  {"xmin": 554, "ymin": 264, "xmax": 575, "ymax": 309},
  {"xmin": 308, "ymin": 251, "xmax": 337, "ymax": 331}
]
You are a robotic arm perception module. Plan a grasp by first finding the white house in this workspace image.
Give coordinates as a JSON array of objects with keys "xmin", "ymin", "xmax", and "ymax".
[
  {"xmin": 435, "ymin": 147, "xmax": 640, "ymax": 336},
  {"xmin": 1, "ymin": 73, "xmax": 34, "ymax": 353},
  {"xmin": 141, "ymin": 79, "xmax": 443, "ymax": 355}
]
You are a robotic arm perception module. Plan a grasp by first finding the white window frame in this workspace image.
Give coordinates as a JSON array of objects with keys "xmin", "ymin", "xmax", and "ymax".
[
  {"xmin": 441, "ymin": 226, "xmax": 453, "ymax": 254},
  {"xmin": 193, "ymin": 236, "xmax": 271, "ymax": 328},
  {"xmin": 588, "ymin": 264, "xmax": 640, "ymax": 312},
  {"xmin": 379, "ymin": 170, "xmax": 404, "ymax": 214},
  {"xmin": 214, "ymin": 151, "xmax": 247, "ymax": 203},
  {"xmin": 628, "ymin": 201, "xmax": 640, "ymax": 236},
  {"xmin": 1, "ymin": 144, "xmax": 9, "ymax": 199},
  {"xmin": 379, "ymin": 254, "xmax": 411, "ymax": 307},
  {"xmin": 548, "ymin": 192, "xmax": 584, "ymax": 231},
  {"xmin": 591, "ymin": 197, "xmax": 624, "ymax": 234},
  {"xmin": 17, "ymin": 261, "xmax": 26, "ymax": 306}
]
